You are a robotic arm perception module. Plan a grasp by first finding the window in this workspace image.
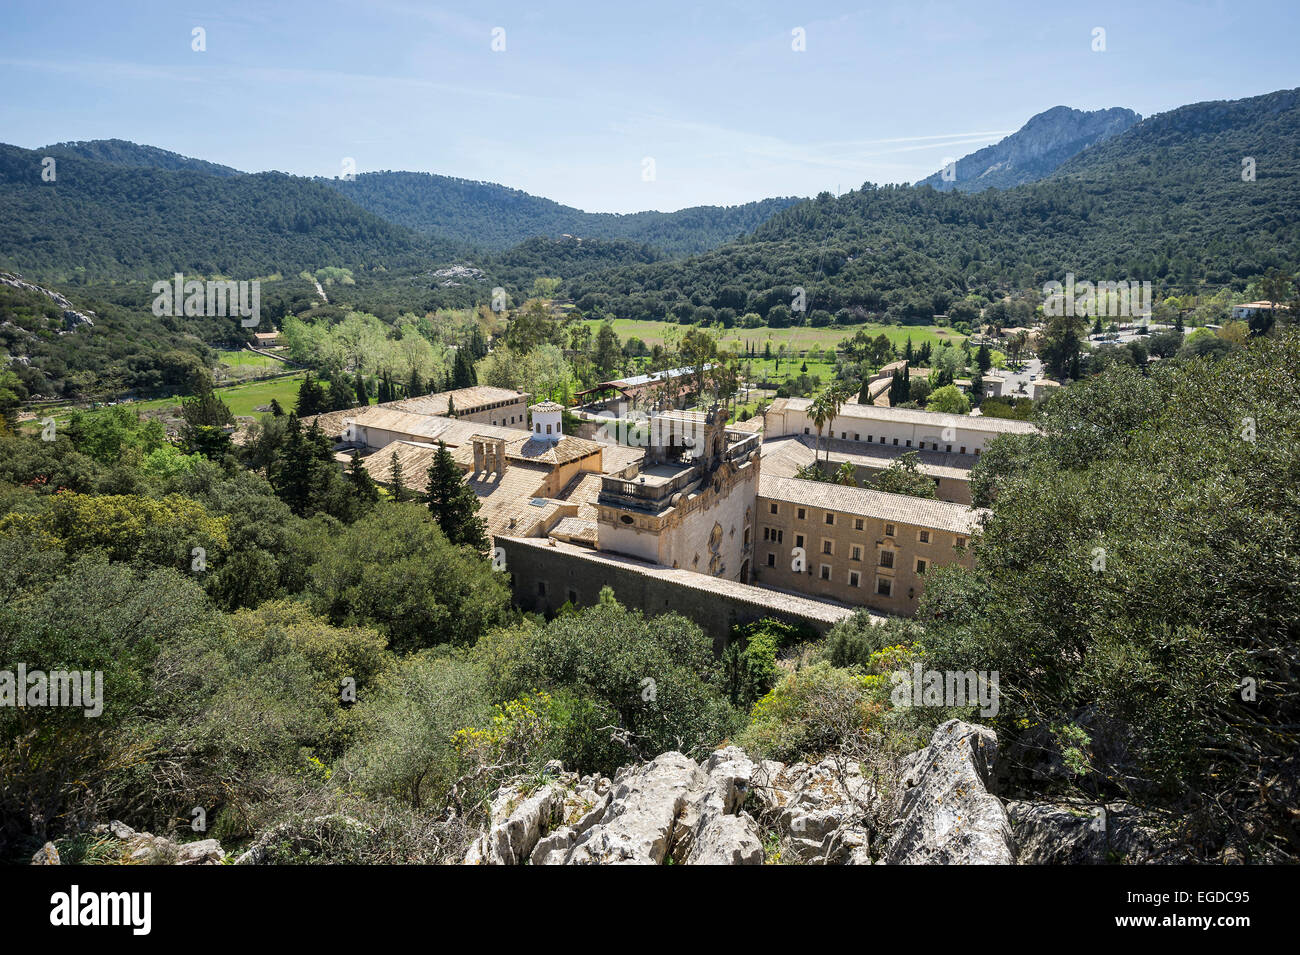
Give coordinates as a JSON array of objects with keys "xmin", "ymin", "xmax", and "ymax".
[
  {"xmin": 960, "ymin": 446, "xmax": 966, "ymax": 454},
  {"xmin": 879, "ymin": 550, "xmax": 895, "ymax": 568},
  {"xmin": 804, "ymin": 427, "xmax": 810, "ymax": 435},
  {"xmin": 854, "ymin": 433, "xmax": 860, "ymax": 441},
  {"xmin": 546, "ymin": 424, "xmax": 553, "ymax": 434},
  {"xmin": 840, "ymin": 431, "xmax": 846, "ymax": 439},
  {"xmin": 822, "ymin": 540, "xmax": 833, "ymax": 555},
  {"xmin": 535, "ymin": 423, "xmax": 542, "ymax": 434},
  {"xmin": 775, "ymin": 529, "xmax": 783, "ymax": 544},
  {"xmin": 946, "ymin": 444, "xmax": 952, "ymax": 453},
  {"xmin": 849, "ymin": 571, "xmax": 861, "ymax": 588},
  {"xmin": 763, "ymin": 527, "xmax": 770, "ymax": 541},
  {"xmin": 916, "ymin": 558, "xmax": 928, "ymax": 575},
  {"xmin": 769, "ymin": 502, "xmax": 778, "ymax": 515},
  {"xmin": 879, "ymin": 436, "xmax": 886, "ymax": 444},
  {"xmin": 820, "ymin": 564, "xmax": 831, "ymax": 580},
  {"xmin": 876, "ymin": 577, "xmax": 893, "ymax": 597},
  {"xmin": 537, "ymin": 581, "xmax": 547, "ymax": 596},
  {"xmin": 743, "ymin": 526, "xmax": 751, "ymax": 547},
  {"xmin": 868, "ymin": 435, "xmax": 874, "ymax": 443},
  {"xmin": 854, "ymin": 518, "xmax": 864, "ymax": 531},
  {"xmin": 766, "ymin": 552, "xmax": 776, "ymax": 567},
  {"xmin": 975, "ymin": 448, "xmax": 981, "ymax": 456},
  {"xmin": 885, "ymin": 523, "xmax": 896, "ymax": 537},
  {"xmin": 797, "ymin": 507, "xmax": 806, "ymax": 520},
  {"xmin": 919, "ymin": 530, "xmax": 930, "ymax": 544},
  {"xmin": 824, "ymin": 513, "xmax": 835, "ymax": 526},
  {"xmin": 567, "ymin": 589, "xmax": 578, "ymax": 604},
  {"xmin": 795, "ymin": 534, "xmax": 805, "ymax": 549},
  {"xmin": 905, "ymin": 439, "xmax": 912, "ymax": 448},
  {"xmin": 893, "ymin": 438, "xmax": 899, "ymax": 446},
  {"xmin": 956, "ymin": 536, "xmax": 967, "ymax": 548},
  {"xmin": 851, "ymin": 545, "xmax": 862, "ymax": 561}
]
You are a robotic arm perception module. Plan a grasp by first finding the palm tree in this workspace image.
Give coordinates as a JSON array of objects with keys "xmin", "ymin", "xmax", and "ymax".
[
  {"xmin": 821, "ymin": 385, "xmax": 848, "ymax": 463},
  {"xmin": 810, "ymin": 392, "xmax": 831, "ymax": 464},
  {"xmin": 834, "ymin": 460, "xmax": 857, "ymax": 486}
]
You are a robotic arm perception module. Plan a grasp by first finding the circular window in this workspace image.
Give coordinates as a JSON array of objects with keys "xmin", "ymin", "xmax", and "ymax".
[{"xmin": 620, "ymin": 515, "xmax": 634, "ymax": 525}]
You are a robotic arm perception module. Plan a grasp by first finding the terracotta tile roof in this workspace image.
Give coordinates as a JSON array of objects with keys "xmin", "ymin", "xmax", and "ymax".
[
  {"xmin": 550, "ymin": 517, "xmax": 598, "ymax": 544},
  {"xmin": 596, "ymin": 443, "xmax": 647, "ymax": 475},
  {"xmin": 773, "ymin": 398, "xmax": 1039, "ymax": 435},
  {"xmin": 386, "ymin": 385, "xmax": 527, "ymax": 417},
  {"xmin": 759, "ymin": 474, "xmax": 988, "ymax": 535},
  {"xmin": 555, "ymin": 471, "xmax": 605, "ymax": 521}
]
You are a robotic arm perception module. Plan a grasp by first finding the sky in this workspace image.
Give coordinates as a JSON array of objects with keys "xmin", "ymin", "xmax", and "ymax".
[{"xmin": 2, "ymin": 0, "xmax": 1297, "ymax": 213}]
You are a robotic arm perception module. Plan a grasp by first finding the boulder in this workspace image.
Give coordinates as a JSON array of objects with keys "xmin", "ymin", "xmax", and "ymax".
[
  {"xmin": 175, "ymin": 838, "xmax": 226, "ymax": 865},
  {"xmin": 31, "ymin": 842, "xmax": 60, "ymax": 865},
  {"xmin": 474, "ymin": 748, "xmax": 769, "ymax": 865},
  {"xmin": 882, "ymin": 720, "xmax": 1015, "ymax": 865},
  {"xmin": 753, "ymin": 756, "xmax": 875, "ymax": 863},
  {"xmin": 561, "ymin": 752, "xmax": 701, "ymax": 865},
  {"xmin": 1008, "ymin": 800, "xmax": 1179, "ymax": 865}
]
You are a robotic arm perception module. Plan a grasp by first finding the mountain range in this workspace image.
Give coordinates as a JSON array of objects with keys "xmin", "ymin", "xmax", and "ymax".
[
  {"xmin": 1, "ymin": 87, "xmax": 1296, "ymax": 317},
  {"xmin": 916, "ymin": 106, "xmax": 1141, "ymax": 191}
]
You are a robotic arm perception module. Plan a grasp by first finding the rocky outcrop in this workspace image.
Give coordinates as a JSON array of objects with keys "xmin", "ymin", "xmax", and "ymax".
[
  {"xmin": 68, "ymin": 821, "xmax": 228, "ymax": 865},
  {"xmin": 466, "ymin": 748, "xmax": 764, "ymax": 865},
  {"xmin": 0, "ymin": 272, "xmax": 96, "ymax": 332},
  {"xmin": 917, "ymin": 105, "xmax": 1141, "ymax": 192},
  {"xmin": 1007, "ymin": 800, "xmax": 1183, "ymax": 865},
  {"xmin": 882, "ymin": 720, "xmax": 1015, "ymax": 865},
  {"xmin": 751, "ymin": 756, "xmax": 875, "ymax": 864}
]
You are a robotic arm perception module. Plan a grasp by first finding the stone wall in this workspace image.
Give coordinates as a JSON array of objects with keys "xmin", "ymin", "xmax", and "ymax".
[{"xmin": 498, "ymin": 537, "xmax": 859, "ymax": 646}]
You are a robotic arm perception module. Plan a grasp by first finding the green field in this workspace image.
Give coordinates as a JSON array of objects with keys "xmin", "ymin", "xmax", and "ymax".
[
  {"xmin": 23, "ymin": 373, "xmax": 309, "ymax": 431},
  {"xmin": 217, "ymin": 348, "xmax": 281, "ymax": 370},
  {"xmin": 582, "ymin": 318, "xmax": 965, "ymax": 355}
]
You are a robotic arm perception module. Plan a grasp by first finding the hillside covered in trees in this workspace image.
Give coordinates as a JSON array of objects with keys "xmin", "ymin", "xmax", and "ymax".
[
  {"xmin": 563, "ymin": 88, "xmax": 1300, "ymax": 322},
  {"xmin": 326, "ymin": 171, "xmax": 801, "ymax": 256},
  {"xmin": 0, "ymin": 143, "xmax": 451, "ymax": 283}
]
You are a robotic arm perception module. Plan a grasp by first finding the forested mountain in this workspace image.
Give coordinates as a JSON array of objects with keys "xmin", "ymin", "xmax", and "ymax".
[
  {"xmin": 326, "ymin": 170, "xmax": 802, "ymax": 255},
  {"xmin": 916, "ymin": 106, "xmax": 1140, "ymax": 192},
  {"xmin": 0, "ymin": 143, "xmax": 451, "ymax": 283},
  {"xmin": 41, "ymin": 139, "xmax": 245, "ymax": 177},
  {"xmin": 566, "ymin": 88, "xmax": 1300, "ymax": 322}
]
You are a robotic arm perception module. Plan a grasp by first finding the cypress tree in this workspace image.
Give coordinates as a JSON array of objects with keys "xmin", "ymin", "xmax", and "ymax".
[{"xmin": 426, "ymin": 441, "xmax": 487, "ymax": 549}]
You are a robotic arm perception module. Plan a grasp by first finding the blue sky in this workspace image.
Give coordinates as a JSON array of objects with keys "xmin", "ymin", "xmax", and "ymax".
[{"xmin": 2, "ymin": 0, "xmax": 1297, "ymax": 212}]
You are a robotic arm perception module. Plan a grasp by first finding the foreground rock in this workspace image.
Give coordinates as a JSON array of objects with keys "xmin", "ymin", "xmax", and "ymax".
[
  {"xmin": 1007, "ymin": 799, "xmax": 1186, "ymax": 864},
  {"xmin": 751, "ymin": 756, "xmax": 875, "ymax": 864},
  {"xmin": 465, "ymin": 748, "xmax": 764, "ymax": 865},
  {"xmin": 53, "ymin": 822, "xmax": 229, "ymax": 865},
  {"xmin": 882, "ymin": 720, "xmax": 1015, "ymax": 864}
]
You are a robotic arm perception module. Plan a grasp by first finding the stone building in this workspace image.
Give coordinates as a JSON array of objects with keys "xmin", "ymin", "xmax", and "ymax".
[
  {"xmin": 596, "ymin": 408, "xmax": 762, "ymax": 582},
  {"xmin": 751, "ymin": 475, "xmax": 987, "ymax": 616}
]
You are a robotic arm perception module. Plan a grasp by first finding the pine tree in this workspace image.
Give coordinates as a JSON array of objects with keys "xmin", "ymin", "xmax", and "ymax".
[
  {"xmin": 268, "ymin": 398, "xmax": 285, "ymax": 417},
  {"xmin": 328, "ymin": 375, "xmax": 355, "ymax": 411},
  {"xmin": 346, "ymin": 447, "xmax": 380, "ymax": 512},
  {"xmin": 390, "ymin": 450, "xmax": 406, "ymax": 502},
  {"xmin": 976, "ymin": 342, "xmax": 992, "ymax": 373},
  {"xmin": 408, "ymin": 368, "xmax": 423, "ymax": 398},
  {"xmin": 354, "ymin": 373, "xmax": 369, "ymax": 407},
  {"xmin": 426, "ymin": 441, "xmax": 487, "ymax": 549},
  {"xmin": 295, "ymin": 373, "xmax": 327, "ymax": 416}
]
